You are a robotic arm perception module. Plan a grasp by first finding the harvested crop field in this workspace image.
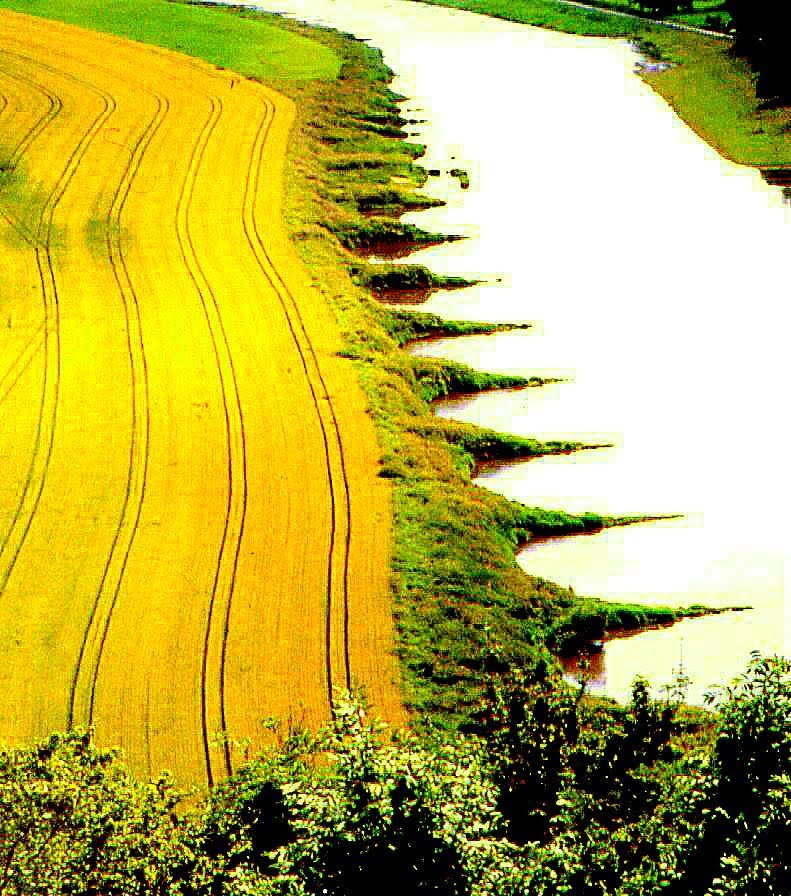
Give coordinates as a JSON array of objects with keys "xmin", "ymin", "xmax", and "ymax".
[{"xmin": 0, "ymin": 9, "xmax": 403, "ymax": 786}]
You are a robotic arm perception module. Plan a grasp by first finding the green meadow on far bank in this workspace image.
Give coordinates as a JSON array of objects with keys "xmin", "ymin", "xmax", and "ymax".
[{"xmin": 410, "ymin": 0, "xmax": 731, "ymax": 34}]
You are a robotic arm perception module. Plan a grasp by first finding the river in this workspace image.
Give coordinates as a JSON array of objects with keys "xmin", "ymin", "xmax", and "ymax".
[{"xmin": 222, "ymin": 0, "xmax": 788, "ymax": 703}]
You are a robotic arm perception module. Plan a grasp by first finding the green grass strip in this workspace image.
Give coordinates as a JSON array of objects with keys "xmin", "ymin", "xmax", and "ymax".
[{"xmin": 0, "ymin": 0, "xmax": 340, "ymax": 81}]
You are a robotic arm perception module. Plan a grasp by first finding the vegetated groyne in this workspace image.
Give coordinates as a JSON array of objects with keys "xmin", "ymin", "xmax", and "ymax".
[{"xmin": 237, "ymin": 0, "xmax": 789, "ymax": 703}]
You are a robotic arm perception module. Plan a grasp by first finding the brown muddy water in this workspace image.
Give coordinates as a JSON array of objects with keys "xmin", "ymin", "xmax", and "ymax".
[{"xmin": 223, "ymin": 0, "xmax": 788, "ymax": 703}]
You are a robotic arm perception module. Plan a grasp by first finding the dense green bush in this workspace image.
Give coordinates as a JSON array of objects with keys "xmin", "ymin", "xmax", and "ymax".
[
  {"xmin": 0, "ymin": 732, "xmax": 202, "ymax": 894},
  {"xmin": 0, "ymin": 656, "xmax": 787, "ymax": 894},
  {"xmin": 203, "ymin": 696, "xmax": 506, "ymax": 896},
  {"xmin": 665, "ymin": 654, "xmax": 791, "ymax": 895}
]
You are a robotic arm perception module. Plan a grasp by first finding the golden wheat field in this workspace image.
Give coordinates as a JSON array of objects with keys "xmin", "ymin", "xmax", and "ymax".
[{"xmin": 0, "ymin": 9, "xmax": 403, "ymax": 786}]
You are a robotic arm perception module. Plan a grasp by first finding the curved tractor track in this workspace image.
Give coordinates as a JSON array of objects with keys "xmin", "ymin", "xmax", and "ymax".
[{"xmin": 0, "ymin": 10, "xmax": 402, "ymax": 786}]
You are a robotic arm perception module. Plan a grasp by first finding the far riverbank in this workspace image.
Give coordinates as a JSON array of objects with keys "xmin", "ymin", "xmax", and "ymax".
[{"xmin": 406, "ymin": 0, "xmax": 791, "ymax": 169}]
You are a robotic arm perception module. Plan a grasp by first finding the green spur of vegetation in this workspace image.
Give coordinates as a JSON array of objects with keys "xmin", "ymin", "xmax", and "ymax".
[
  {"xmin": 324, "ymin": 216, "xmax": 462, "ymax": 254},
  {"xmin": 419, "ymin": 417, "xmax": 604, "ymax": 469},
  {"xmin": 410, "ymin": 355, "xmax": 554, "ymax": 402},
  {"xmin": 382, "ymin": 308, "xmax": 529, "ymax": 346},
  {"xmin": 548, "ymin": 597, "xmax": 750, "ymax": 654},
  {"xmin": 348, "ymin": 262, "xmax": 478, "ymax": 301}
]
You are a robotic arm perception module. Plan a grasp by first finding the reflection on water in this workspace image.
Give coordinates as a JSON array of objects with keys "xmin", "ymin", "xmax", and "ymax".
[
  {"xmin": 561, "ymin": 648, "xmax": 609, "ymax": 693},
  {"xmin": 224, "ymin": 0, "xmax": 788, "ymax": 701}
]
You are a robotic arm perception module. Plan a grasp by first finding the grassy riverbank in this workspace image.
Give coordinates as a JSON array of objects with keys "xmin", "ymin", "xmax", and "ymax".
[
  {"xmin": 408, "ymin": 0, "xmax": 791, "ymax": 167},
  {"xmin": 409, "ymin": 0, "xmax": 730, "ymax": 34},
  {"xmin": 549, "ymin": 598, "xmax": 749, "ymax": 654},
  {"xmin": 385, "ymin": 308, "xmax": 528, "ymax": 344}
]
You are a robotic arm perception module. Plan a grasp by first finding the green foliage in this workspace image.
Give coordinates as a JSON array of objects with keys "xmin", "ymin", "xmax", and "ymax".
[
  {"xmin": 429, "ymin": 419, "xmax": 592, "ymax": 469},
  {"xmin": 380, "ymin": 308, "xmax": 522, "ymax": 347},
  {"xmin": 404, "ymin": 0, "xmax": 643, "ymax": 38},
  {"xmin": 475, "ymin": 663, "xmax": 680, "ymax": 846},
  {"xmin": 326, "ymin": 217, "xmax": 458, "ymax": 252},
  {"xmin": 0, "ymin": 731, "xmax": 203, "ymax": 894},
  {"xmin": 664, "ymin": 654, "xmax": 791, "ymax": 896},
  {"xmin": 550, "ymin": 601, "xmax": 678, "ymax": 653},
  {"xmin": 411, "ymin": 356, "xmax": 534, "ymax": 402},
  {"xmin": 349, "ymin": 263, "xmax": 475, "ymax": 297},
  {"xmin": 726, "ymin": 0, "xmax": 791, "ymax": 99},
  {"xmin": 548, "ymin": 600, "xmax": 748, "ymax": 656},
  {"xmin": 479, "ymin": 663, "xmax": 584, "ymax": 843},
  {"xmin": 409, "ymin": 0, "xmax": 728, "ymax": 35},
  {"xmin": 0, "ymin": 661, "xmax": 787, "ymax": 894},
  {"xmin": 203, "ymin": 694, "xmax": 507, "ymax": 896},
  {"xmin": 353, "ymin": 189, "xmax": 443, "ymax": 213}
]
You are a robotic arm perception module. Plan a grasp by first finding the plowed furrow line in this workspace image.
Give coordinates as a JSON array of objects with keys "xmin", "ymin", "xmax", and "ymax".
[
  {"xmin": 69, "ymin": 94, "xmax": 168, "ymax": 731},
  {"xmin": 0, "ymin": 323, "xmax": 44, "ymax": 406},
  {"xmin": 0, "ymin": 56, "xmax": 114, "ymax": 595},
  {"xmin": 175, "ymin": 96, "xmax": 248, "ymax": 788},
  {"xmin": 0, "ymin": 60, "xmax": 62, "ymax": 175},
  {"xmin": 0, "ymin": 65, "xmax": 61, "ymax": 248},
  {"xmin": 241, "ymin": 98, "xmax": 354, "ymax": 715}
]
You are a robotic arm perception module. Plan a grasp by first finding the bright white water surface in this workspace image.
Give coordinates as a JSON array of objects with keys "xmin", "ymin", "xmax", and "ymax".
[{"xmin": 226, "ymin": 0, "xmax": 788, "ymax": 702}]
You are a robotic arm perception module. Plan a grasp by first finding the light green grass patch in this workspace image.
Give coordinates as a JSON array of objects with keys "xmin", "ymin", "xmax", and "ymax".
[
  {"xmin": 644, "ymin": 28, "xmax": 791, "ymax": 167},
  {"xmin": 0, "ymin": 153, "xmax": 51, "ymax": 246},
  {"xmin": 0, "ymin": 0, "xmax": 340, "ymax": 81},
  {"xmin": 410, "ymin": 0, "xmax": 638, "ymax": 37}
]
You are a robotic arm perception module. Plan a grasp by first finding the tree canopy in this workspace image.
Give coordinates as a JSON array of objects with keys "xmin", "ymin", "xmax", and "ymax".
[
  {"xmin": 0, "ymin": 655, "xmax": 788, "ymax": 895},
  {"xmin": 726, "ymin": 0, "xmax": 791, "ymax": 98}
]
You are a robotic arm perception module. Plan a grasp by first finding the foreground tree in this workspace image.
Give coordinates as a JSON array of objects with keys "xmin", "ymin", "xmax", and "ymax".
[
  {"xmin": 0, "ymin": 732, "xmax": 203, "ymax": 894},
  {"xmin": 665, "ymin": 654, "xmax": 791, "ymax": 895},
  {"xmin": 0, "ymin": 656, "xmax": 787, "ymax": 895},
  {"xmin": 726, "ymin": 0, "xmax": 791, "ymax": 99}
]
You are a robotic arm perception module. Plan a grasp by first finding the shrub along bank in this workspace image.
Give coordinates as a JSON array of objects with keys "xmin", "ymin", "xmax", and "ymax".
[{"xmin": 2, "ymin": 656, "xmax": 788, "ymax": 895}]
